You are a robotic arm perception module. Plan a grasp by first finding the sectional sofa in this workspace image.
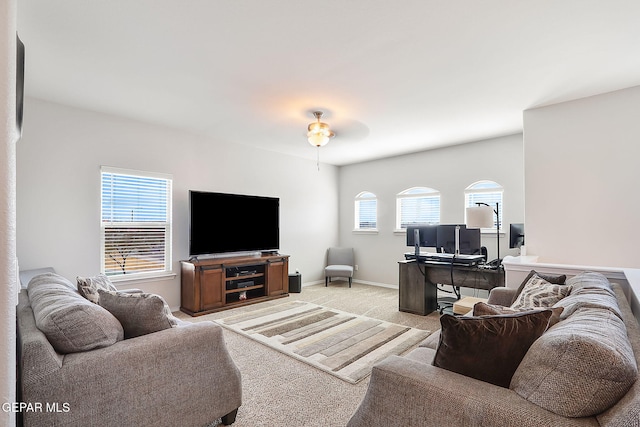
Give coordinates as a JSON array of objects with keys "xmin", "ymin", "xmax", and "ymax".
[{"xmin": 347, "ymin": 271, "xmax": 639, "ymax": 426}]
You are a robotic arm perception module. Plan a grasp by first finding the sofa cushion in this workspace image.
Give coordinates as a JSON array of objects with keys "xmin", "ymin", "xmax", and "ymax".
[
  {"xmin": 77, "ymin": 274, "xmax": 118, "ymax": 304},
  {"xmin": 512, "ymin": 270, "xmax": 566, "ymax": 305},
  {"xmin": 553, "ymin": 272, "xmax": 623, "ymax": 321},
  {"xmin": 27, "ymin": 273, "xmax": 124, "ymax": 353},
  {"xmin": 510, "ymin": 306, "xmax": 638, "ymax": 417},
  {"xmin": 511, "ymin": 274, "xmax": 570, "ymax": 309},
  {"xmin": 473, "ymin": 302, "xmax": 564, "ymax": 327},
  {"xmin": 97, "ymin": 289, "xmax": 179, "ymax": 339},
  {"xmin": 432, "ymin": 310, "xmax": 553, "ymax": 388}
]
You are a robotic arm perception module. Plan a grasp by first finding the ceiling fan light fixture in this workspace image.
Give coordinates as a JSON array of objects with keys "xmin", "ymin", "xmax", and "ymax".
[{"xmin": 307, "ymin": 111, "xmax": 335, "ymax": 147}]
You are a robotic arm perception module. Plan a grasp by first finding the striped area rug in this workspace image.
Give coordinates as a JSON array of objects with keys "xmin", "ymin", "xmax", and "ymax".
[{"xmin": 215, "ymin": 301, "xmax": 431, "ymax": 384}]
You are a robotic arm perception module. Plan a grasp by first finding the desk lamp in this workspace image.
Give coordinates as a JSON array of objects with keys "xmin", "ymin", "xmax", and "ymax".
[{"xmin": 466, "ymin": 202, "xmax": 500, "ymax": 265}]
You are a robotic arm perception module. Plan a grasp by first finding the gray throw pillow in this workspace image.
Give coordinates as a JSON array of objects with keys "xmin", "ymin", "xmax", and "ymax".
[
  {"xmin": 77, "ymin": 274, "xmax": 118, "ymax": 304},
  {"xmin": 97, "ymin": 289, "xmax": 179, "ymax": 339},
  {"xmin": 28, "ymin": 273, "xmax": 124, "ymax": 353},
  {"xmin": 512, "ymin": 270, "xmax": 566, "ymax": 305},
  {"xmin": 432, "ymin": 310, "xmax": 553, "ymax": 388},
  {"xmin": 511, "ymin": 274, "xmax": 570, "ymax": 309}
]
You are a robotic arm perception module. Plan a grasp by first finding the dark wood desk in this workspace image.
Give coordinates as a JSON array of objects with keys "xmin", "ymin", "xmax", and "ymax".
[{"xmin": 398, "ymin": 260, "xmax": 505, "ymax": 315}]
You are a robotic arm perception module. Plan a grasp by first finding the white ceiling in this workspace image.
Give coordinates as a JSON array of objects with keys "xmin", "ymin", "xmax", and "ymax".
[{"xmin": 17, "ymin": 1, "xmax": 640, "ymax": 166}]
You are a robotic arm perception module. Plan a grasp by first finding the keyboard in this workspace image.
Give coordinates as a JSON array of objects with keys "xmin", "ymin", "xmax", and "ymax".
[{"xmin": 404, "ymin": 252, "xmax": 485, "ymax": 266}]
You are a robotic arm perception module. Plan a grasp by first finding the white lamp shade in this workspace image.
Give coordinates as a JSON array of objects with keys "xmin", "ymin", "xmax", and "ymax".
[{"xmin": 466, "ymin": 206, "xmax": 494, "ymax": 228}]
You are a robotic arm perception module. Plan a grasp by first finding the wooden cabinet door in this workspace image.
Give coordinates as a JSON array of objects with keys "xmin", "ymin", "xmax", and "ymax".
[
  {"xmin": 266, "ymin": 258, "xmax": 288, "ymax": 296},
  {"xmin": 200, "ymin": 267, "xmax": 224, "ymax": 310}
]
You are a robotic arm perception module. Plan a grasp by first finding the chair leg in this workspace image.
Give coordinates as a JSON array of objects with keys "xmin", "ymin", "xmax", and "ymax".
[
  {"xmin": 325, "ymin": 276, "xmax": 328, "ymax": 287},
  {"xmin": 349, "ymin": 277, "xmax": 352, "ymax": 288}
]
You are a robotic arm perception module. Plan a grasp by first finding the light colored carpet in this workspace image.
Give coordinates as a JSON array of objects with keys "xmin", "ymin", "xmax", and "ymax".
[
  {"xmin": 175, "ymin": 281, "xmax": 443, "ymax": 427},
  {"xmin": 215, "ymin": 300, "xmax": 431, "ymax": 384}
]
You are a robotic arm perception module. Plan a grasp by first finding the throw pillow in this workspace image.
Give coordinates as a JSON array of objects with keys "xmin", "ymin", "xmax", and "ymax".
[
  {"xmin": 77, "ymin": 274, "xmax": 118, "ymax": 304},
  {"xmin": 432, "ymin": 310, "xmax": 553, "ymax": 388},
  {"xmin": 473, "ymin": 302, "xmax": 564, "ymax": 327},
  {"xmin": 97, "ymin": 289, "xmax": 179, "ymax": 339},
  {"xmin": 512, "ymin": 270, "xmax": 566, "ymax": 305},
  {"xmin": 510, "ymin": 274, "xmax": 570, "ymax": 310},
  {"xmin": 28, "ymin": 273, "xmax": 124, "ymax": 353}
]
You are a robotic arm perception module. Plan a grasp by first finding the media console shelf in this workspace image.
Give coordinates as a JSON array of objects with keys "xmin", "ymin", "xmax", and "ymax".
[{"xmin": 180, "ymin": 254, "xmax": 289, "ymax": 316}]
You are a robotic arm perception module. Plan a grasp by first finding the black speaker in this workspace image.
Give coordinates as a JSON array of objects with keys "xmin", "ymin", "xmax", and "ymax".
[{"xmin": 288, "ymin": 273, "xmax": 301, "ymax": 293}]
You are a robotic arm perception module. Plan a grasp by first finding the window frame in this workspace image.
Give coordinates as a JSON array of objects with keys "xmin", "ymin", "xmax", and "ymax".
[
  {"xmin": 395, "ymin": 187, "xmax": 441, "ymax": 231},
  {"xmin": 354, "ymin": 191, "xmax": 378, "ymax": 232},
  {"xmin": 464, "ymin": 180, "xmax": 504, "ymax": 233},
  {"xmin": 100, "ymin": 166, "xmax": 174, "ymax": 282}
]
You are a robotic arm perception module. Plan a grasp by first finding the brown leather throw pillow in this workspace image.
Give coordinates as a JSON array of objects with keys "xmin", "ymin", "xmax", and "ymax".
[{"xmin": 432, "ymin": 310, "xmax": 553, "ymax": 388}]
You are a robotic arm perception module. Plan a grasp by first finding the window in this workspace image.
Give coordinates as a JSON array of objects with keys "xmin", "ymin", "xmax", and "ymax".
[
  {"xmin": 101, "ymin": 167, "xmax": 172, "ymax": 278},
  {"xmin": 354, "ymin": 191, "xmax": 377, "ymax": 230},
  {"xmin": 396, "ymin": 187, "xmax": 440, "ymax": 229},
  {"xmin": 465, "ymin": 180, "xmax": 503, "ymax": 230}
]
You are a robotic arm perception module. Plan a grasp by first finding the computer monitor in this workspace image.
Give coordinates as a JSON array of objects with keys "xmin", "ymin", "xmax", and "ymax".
[
  {"xmin": 406, "ymin": 225, "xmax": 438, "ymax": 248},
  {"xmin": 436, "ymin": 224, "xmax": 481, "ymax": 255},
  {"xmin": 509, "ymin": 223, "xmax": 525, "ymax": 248}
]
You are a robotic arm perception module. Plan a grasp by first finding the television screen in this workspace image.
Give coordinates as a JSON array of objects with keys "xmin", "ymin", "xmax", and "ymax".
[
  {"xmin": 16, "ymin": 34, "xmax": 25, "ymax": 136},
  {"xmin": 189, "ymin": 191, "xmax": 279, "ymax": 256}
]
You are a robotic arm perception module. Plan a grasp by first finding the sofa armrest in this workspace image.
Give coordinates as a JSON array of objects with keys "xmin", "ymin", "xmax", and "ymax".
[
  {"xmin": 487, "ymin": 287, "xmax": 518, "ymax": 306},
  {"xmin": 347, "ymin": 354, "xmax": 597, "ymax": 427},
  {"xmin": 23, "ymin": 321, "xmax": 241, "ymax": 427}
]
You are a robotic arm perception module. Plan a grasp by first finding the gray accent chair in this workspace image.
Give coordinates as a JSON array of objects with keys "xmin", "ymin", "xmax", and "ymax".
[{"xmin": 325, "ymin": 247, "xmax": 355, "ymax": 287}]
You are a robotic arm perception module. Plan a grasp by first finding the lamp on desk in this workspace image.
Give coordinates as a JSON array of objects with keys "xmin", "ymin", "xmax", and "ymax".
[{"xmin": 466, "ymin": 202, "xmax": 500, "ymax": 265}]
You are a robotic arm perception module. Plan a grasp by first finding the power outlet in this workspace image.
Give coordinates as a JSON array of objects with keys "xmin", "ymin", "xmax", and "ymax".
[{"xmin": 355, "ymin": 264, "xmax": 359, "ymax": 271}]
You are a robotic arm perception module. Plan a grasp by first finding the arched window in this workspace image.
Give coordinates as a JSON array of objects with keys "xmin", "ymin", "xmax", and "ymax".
[
  {"xmin": 354, "ymin": 191, "xmax": 377, "ymax": 230},
  {"xmin": 396, "ymin": 187, "xmax": 440, "ymax": 229},
  {"xmin": 465, "ymin": 180, "xmax": 503, "ymax": 230}
]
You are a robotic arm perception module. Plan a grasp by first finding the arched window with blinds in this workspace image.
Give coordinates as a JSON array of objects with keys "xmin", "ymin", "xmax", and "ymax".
[
  {"xmin": 354, "ymin": 191, "xmax": 377, "ymax": 231},
  {"xmin": 396, "ymin": 187, "xmax": 440, "ymax": 229}
]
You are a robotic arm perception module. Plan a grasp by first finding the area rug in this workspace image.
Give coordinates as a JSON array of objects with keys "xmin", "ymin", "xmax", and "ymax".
[{"xmin": 215, "ymin": 300, "xmax": 431, "ymax": 384}]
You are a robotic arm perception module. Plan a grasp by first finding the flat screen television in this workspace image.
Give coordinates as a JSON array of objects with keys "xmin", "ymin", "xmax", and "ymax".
[
  {"xmin": 16, "ymin": 34, "xmax": 25, "ymax": 136},
  {"xmin": 189, "ymin": 191, "xmax": 279, "ymax": 256}
]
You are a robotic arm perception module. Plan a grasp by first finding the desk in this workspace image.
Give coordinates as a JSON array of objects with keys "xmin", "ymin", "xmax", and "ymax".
[{"xmin": 398, "ymin": 260, "xmax": 505, "ymax": 316}]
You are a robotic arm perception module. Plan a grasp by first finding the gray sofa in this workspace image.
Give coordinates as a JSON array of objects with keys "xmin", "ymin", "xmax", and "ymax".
[
  {"xmin": 347, "ymin": 272, "xmax": 639, "ymax": 427},
  {"xmin": 17, "ymin": 272, "xmax": 242, "ymax": 427}
]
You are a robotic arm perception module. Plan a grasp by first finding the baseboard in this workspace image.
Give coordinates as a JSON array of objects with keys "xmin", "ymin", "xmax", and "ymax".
[{"xmin": 301, "ymin": 279, "xmax": 398, "ymax": 289}]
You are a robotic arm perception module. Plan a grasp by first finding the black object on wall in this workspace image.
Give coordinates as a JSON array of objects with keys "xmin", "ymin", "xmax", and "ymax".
[{"xmin": 16, "ymin": 33, "xmax": 25, "ymax": 137}]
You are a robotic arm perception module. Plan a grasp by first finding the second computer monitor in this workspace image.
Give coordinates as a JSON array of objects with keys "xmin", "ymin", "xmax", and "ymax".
[{"xmin": 436, "ymin": 224, "xmax": 481, "ymax": 255}]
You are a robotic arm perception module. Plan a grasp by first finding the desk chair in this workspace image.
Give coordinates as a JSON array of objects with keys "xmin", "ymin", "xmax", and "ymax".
[{"xmin": 325, "ymin": 247, "xmax": 354, "ymax": 288}]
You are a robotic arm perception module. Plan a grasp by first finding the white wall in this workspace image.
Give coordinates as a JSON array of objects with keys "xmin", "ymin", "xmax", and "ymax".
[
  {"xmin": 1, "ymin": 1, "xmax": 18, "ymax": 425},
  {"xmin": 17, "ymin": 98, "xmax": 339, "ymax": 309},
  {"xmin": 338, "ymin": 134, "xmax": 524, "ymax": 286},
  {"xmin": 524, "ymin": 86, "xmax": 640, "ymax": 268}
]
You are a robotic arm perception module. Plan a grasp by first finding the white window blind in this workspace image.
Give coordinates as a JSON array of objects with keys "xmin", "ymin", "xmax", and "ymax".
[
  {"xmin": 355, "ymin": 192, "xmax": 377, "ymax": 230},
  {"xmin": 397, "ymin": 187, "xmax": 440, "ymax": 229},
  {"xmin": 465, "ymin": 180, "xmax": 503, "ymax": 229},
  {"xmin": 101, "ymin": 167, "xmax": 172, "ymax": 277}
]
